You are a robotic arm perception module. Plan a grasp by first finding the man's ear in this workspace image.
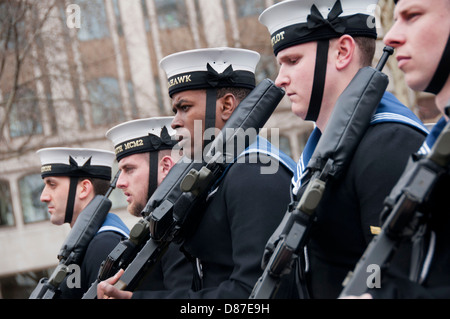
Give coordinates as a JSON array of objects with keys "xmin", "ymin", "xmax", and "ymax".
[
  {"xmin": 158, "ymin": 155, "xmax": 175, "ymax": 185},
  {"xmin": 333, "ymin": 35, "xmax": 356, "ymax": 71},
  {"xmin": 218, "ymin": 93, "xmax": 238, "ymax": 122},
  {"xmin": 78, "ymin": 179, "xmax": 93, "ymax": 200}
]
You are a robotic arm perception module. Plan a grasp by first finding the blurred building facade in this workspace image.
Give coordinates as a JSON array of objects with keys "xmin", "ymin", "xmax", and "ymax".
[{"xmin": 0, "ymin": 0, "xmax": 438, "ymax": 298}]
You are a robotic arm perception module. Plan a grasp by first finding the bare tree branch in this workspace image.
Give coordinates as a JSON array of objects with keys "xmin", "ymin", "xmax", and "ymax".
[{"xmin": 0, "ymin": 0, "xmax": 58, "ymax": 152}]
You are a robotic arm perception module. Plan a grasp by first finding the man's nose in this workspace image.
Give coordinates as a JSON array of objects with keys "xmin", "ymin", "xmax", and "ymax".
[
  {"xmin": 383, "ymin": 23, "xmax": 405, "ymax": 49},
  {"xmin": 275, "ymin": 67, "xmax": 289, "ymax": 88},
  {"xmin": 171, "ymin": 113, "xmax": 183, "ymax": 130},
  {"xmin": 40, "ymin": 189, "xmax": 50, "ymax": 202},
  {"xmin": 116, "ymin": 171, "xmax": 126, "ymax": 189}
]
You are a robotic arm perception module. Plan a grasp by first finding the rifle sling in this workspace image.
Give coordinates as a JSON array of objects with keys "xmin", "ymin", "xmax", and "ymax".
[
  {"xmin": 305, "ymin": 40, "xmax": 328, "ymax": 121},
  {"xmin": 64, "ymin": 177, "xmax": 78, "ymax": 224}
]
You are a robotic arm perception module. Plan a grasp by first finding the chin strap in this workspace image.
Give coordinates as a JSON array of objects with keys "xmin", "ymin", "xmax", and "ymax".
[
  {"xmin": 64, "ymin": 177, "xmax": 78, "ymax": 224},
  {"xmin": 425, "ymin": 34, "xmax": 450, "ymax": 95},
  {"xmin": 147, "ymin": 151, "xmax": 159, "ymax": 201},
  {"xmin": 305, "ymin": 40, "xmax": 329, "ymax": 121},
  {"xmin": 204, "ymin": 88, "xmax": 217, "ymax": 149}
]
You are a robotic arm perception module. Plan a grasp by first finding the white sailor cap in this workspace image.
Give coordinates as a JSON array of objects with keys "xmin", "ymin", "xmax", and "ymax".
[
  {"xmin": 106, "ymin": 116, "xmax": 177, "ymax": 161},
  {"xmin": 37, "ymin": 147, "xmax": 115, "ymax": 180},
  {"xmin": 259, "ymin": 0, "xmax": 378, "ymax": 55},
  {"xmin": 159, "ymin": 47, "xmax": 260, "ymax": 97}
]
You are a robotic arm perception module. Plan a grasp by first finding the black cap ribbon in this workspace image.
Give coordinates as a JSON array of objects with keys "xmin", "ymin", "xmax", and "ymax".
[
  {"xmin": 307, "ymin": 0, "xmax": 345, "ymax": 34},
  {"xmin": 148, "ymin": 126, "xmax": 176, "ymax": 149},
  {"xmin": 68, "ymin": 156, "xmax": 93, "ymax": 175},
  {"xmin": 206, "ymin": 63, "xmax": 236, "ymax": 87}
]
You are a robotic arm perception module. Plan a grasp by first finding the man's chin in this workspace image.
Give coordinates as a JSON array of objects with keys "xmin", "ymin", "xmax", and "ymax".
[
  {"xmin": 404, "ymin": 72, "xmax": 432, "ymax": 93},
  {"xmin": 50, "ymin": 216, "xmax": 64, "ymax": 226},
  {"xmin": 291, "ymin": 104, "xmax": 308, "ymax": 120},
  {"xmin": 128, "ymin": 203, "xmax": 145, "ymax": 217}
]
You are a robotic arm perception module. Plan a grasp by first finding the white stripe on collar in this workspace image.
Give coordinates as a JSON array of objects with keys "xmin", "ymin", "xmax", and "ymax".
[
  {"xmin": 97, "ymin": 225, "xmax": 129, "ymax": 238},
  {"xmin": 371, "ymin": 112, "xmax": 429, "ymax": 134}
]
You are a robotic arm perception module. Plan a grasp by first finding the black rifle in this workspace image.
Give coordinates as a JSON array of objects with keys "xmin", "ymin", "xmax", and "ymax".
[
  {"xmin": 249, "ymin": 47, "xmax": 394, "ymax": 299},
  {"xmin": 29, "ymin": 171, "xmax": 120, "ymax": 299},
  {"xmin": 82, "ymin": 78, "xmax": 285, "ymax": 298},
  {"xmin": 339, "ymin": 116, "xmax": 450, "ymax": 298}
]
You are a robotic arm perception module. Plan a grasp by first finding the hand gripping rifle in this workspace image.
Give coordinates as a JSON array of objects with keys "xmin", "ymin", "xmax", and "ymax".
[
  {"xmin": 339, "ymin": 114, "xmax": 450, "ymax": 298},
  {"xmin": 82, "ymin": 78, "xmax": 285, "ymax": 298},
  {"xmin": 249, "ymin": 46, "xmax": 394, "ymax": 299},
  {"xmin": 29, "ymin": 171, "xmax": 120, "ymax": 299}
]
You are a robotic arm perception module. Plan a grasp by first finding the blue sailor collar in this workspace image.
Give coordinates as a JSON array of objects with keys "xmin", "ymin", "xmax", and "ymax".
[
  {"xmin": 418, "ymin": 116, "xmax": 448, "ymax": 155},
  {"xmin": 292, "ymin": 91, "xmax": 429, "ymax": 195},
  {"xmin": 238, "ymin": 135, "xmax": 296, "ymax": 173},
  {"xmin": 97, "ymin": 213, "xmax": 130, "ymax": 238},
  {"xmin": 208, "ymin": 135, "xmax": 296, "ymax": 197},
  {"xmin": 292, "ymin": 127, "xmax": 321, "ymax": 195},
  {"xmin": 371, "ymin": 91, "xmax": 429, "ymax": 135}
]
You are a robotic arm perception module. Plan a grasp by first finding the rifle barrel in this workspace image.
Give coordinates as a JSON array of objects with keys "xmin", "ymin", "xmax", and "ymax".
[
  {"xmin": 376, "ymin": 46, "xmax": 394, "ymax": 72},
  {"xmin": 105, "ymin": 170, "xmax": 121, "ymax": 198}
]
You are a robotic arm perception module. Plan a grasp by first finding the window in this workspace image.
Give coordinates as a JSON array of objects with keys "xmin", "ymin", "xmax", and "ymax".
[
  {"xmin": 255, "ymin": 54, "xmax": 278, "ymax": 83},
  {"xmin": 154, "ymin": 77, "xmax": 165, "ymax": 113},
  {"xmin": 112, "ymin": 0, "xmax": 124, "ymax": 36},
  {"xmin": 75, "ymin": 0, "xmax": 110, "ymax": 41},
  {"xmin": 235, "ymin": 0, "xmax": 266, "ymax": 17},
  {"xmin": 109, "ymin": 162, "xmax": 127, "ymax": 211},
  {"xmin": 0, "ymin": 180, "xmax": 14, "ymax": 226},
  {"xmin": 278, "ymin": 135, "xmax": 292, "ymax": 158},
  {"xmin": 221, "ymin": 0, "xmax": 229, "ymax": 20},
  {"xmin": 127, "ymin": 81, "xmax": 139, "ymax": 119},
  {"xmin": 6, "ymin": 87, "xmax": 43, "ymax": 138},
  {"xmin": 0, "ymin": 2, "xmax": 25, "ymax": 51},
  {"xmin": 154, "ymin": 0, "xmax": 187, "ymax": 29},
  {"xmin": 141, "ymin": 0, "xmax": 151, "ymax": 32},
  {"xmin": 19, "ymin": 173, "xmax": 48, "ymax": 224},
  {"xmin": 86, "ymin": 77, "xmax": 125, "ymax": 126}
]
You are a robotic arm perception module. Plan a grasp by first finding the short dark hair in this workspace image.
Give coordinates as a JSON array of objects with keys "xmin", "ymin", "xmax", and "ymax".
[
  {"xmin": 216, "ymin": 87, "xmax": 252, "ymax": 102},
  {"xmin": 354, "ymin": 36, "xmax": 376, "ymax": 67},
  {"xmin": 82, "ymin": 177, "xmax": 110, "ymax": 196}
]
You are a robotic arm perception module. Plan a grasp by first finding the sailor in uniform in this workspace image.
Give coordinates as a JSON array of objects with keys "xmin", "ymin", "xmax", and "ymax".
[
  {"xmin": 98, "ymin": 47, "xmax": 296, "ymax": 299},
  {"xmin": 37, "ymin": 147, "xmax": 129, "ymax": 298},
  {"xmin": 363, "ymin": 0, "xmax": 450, "ymax": 298},
  {"xmin": 259, "ymin": 0, "xmax": 429, "ymax": 298},
  {"xmin": 104, "ymin": 117, "xmax": 192, "ymax": 295}
]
